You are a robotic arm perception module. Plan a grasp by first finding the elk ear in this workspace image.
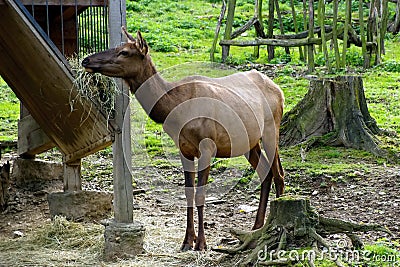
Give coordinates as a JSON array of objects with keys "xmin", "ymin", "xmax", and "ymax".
[
  {"xmin": 136, "ymin": 30, "xmax": 149, "ymax": 56},
  {"xmin": 121, "ymin": 26, "xmax": 135, "ymax": 43}
]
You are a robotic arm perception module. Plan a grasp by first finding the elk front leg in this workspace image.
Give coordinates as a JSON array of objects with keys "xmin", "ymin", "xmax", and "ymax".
[{"xmin": 181, "ymin": 155, "xmax": 196, "ymax": 251}]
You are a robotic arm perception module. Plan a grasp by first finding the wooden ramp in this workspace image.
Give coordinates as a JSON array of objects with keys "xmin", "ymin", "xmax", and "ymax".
[{"xmin": 0, "ymin": 0, "xmax": 113, "ymax": 162}]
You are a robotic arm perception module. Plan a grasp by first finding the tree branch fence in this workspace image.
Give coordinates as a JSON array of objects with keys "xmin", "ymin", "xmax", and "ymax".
[{"xmin": 211, "ymin": 0, "xmax": 398, "ymax": 71}]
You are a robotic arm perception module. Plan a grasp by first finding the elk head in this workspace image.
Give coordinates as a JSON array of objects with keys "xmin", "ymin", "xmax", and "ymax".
[{"xmin": 82, "ymin": 27, "xmax": 152, "ymax": 83}]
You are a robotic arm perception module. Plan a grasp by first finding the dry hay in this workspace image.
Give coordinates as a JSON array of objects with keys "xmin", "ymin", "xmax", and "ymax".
[
  {"xmin": 0, "ymin": 213, "xmax": 228, "ymax": 266},
  {"xmin": 0, "ymin": 216, "xmax": 103, "ymax": 266},
  {"xmin": 69, "ymin": 56, "xmax": 119, "ymax": 120}
]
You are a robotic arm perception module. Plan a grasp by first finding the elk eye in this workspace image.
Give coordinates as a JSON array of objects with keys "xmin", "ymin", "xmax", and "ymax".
[{"xmin": 119, "ymin": 51, "xmax": 129, "ymax": 56}]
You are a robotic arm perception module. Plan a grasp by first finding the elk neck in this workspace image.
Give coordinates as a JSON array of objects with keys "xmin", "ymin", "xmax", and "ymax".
[
  {"xmin": 126, "ymin": 54, "xmax": 176, "ymax": 124},
  {"xmin": 124, "ymin": 54, "xmax": 158, "ymax": 92}
]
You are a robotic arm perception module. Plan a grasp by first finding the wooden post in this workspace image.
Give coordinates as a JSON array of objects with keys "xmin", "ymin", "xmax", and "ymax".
[
  {"xmin": 367, "ymin": 0, "xmax": 376, "ymax": 67},
  {"xmin": 375, "ymin": 1, "xmax": 382, "ymax": 65},
  {"xmin": 210, "ymin": 0, "xmax": 227, "ymax": 62},
  {"xmin": 332, "ymin": 0, "xmax": 341, "ymax": 69},
  {"xmin": 359, "ymin": 0, "xmax": 368, "ymax": 68},
  {"xmin": 318, "ymin": 0, "xmax": 330, "ymax": 71},
  {"xmin": 342, "ymin": 0, "xmax": 352, "ymax": 68},
  {"xmin": 109, "ymin": 0, "xmax": 133, "ymax": 223},
  {"xmin": 291, "ymin": 0, "xmax": 303, "ymax": 61},
  {"xmin": 222, "ymin": 0, "xmax": 236, "ymax": 61},
  {"xmin": 63, "ymin": 158, "xmax": 82, "ymax": 192},
  {"xmin": 104, "ymin": 5, "xmax": 145, "ymax": 260},
  {"xmin": 267, "ymin": 0, "xmax": 275, "ymax": 60},
  {"xmin": 380, "ymin": 0, "xmax": 389, "ymax": 55},
  {"xmin": 253, "ymin": 0, "xmax": 263, "ymax": 58},
  {"xmin": 275, "ymin": 0, "xmax": 290, "ymax": 55},
  {"xmin": 302, "ymin": 0, "xmax": 308, "ymax": 63},
  {"xmin": 307, "ymin": 0, "xmax": 315, "ymax": 72}
]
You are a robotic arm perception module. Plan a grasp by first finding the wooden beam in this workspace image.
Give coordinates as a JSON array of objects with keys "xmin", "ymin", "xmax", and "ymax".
[
  {"xmin": 18, "ymin": 114, "xmax": 55, "ymax": 158},
  {"xmin": 220, "ymin": 37, "xmax": 323, "ymax": 47}
]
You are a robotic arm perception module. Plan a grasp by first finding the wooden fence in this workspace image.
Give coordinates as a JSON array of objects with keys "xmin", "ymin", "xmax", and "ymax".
[{"xmin": 211, "ymin": 0, "xmax": 394, "ymax": 71}]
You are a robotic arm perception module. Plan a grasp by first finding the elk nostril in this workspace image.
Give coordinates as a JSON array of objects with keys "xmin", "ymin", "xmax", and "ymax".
[{"xmin": 82, "ymin": 57, "xmax": 90, "ymax": 66}]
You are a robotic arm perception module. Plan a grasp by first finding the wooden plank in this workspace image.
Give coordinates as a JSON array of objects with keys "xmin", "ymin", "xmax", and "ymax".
[
  {"xmin": 0, "ymin": 0, "xmax": 106, "ymax": 6},
  {"xmin": 0, "ymin": 0, "xmax": 112, "ymax": 163},
  {"xmin": 220, "ymin": 36, "xmax": 323, "ymax": 47},
  {"xmin": 18, "ymin": 115, "xmax": 55, "ymax": 157},
  {"xmin": 108, "ymin": 0, "xmax": 133, "ymax": 224}
]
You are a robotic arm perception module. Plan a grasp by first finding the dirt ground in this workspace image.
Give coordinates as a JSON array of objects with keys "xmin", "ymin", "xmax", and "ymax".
[{"xmin": 0, "ymin": 148, "xmax": 399, "ymax": 266}]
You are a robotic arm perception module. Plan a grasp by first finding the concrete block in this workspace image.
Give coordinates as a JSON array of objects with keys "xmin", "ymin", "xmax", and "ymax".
[
  {"xmin": 48, "ymin": 191, "xmax": 113, "ymax": 222},
  {"xmin": 103, "ymin": 219, "xmax": 145, "ymax": 260}
]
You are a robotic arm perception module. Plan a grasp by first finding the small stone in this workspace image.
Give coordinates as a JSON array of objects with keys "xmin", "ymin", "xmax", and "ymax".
[
  {"xmin": 237, "ymin": 204, "xmax": 258, "ymax": 213},
  {"xmin": 312, "ymin": 190, "xmax": 319, "ymax": 196},
  {"xmin": 13, "ymin": 231, "xmax": 24, "ymax": 238}
]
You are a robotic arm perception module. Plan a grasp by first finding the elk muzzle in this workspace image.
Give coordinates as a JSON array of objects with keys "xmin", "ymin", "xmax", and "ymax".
[{"xmin": 81, "ymin": 57, "xmax": 95, "ymax": 73}]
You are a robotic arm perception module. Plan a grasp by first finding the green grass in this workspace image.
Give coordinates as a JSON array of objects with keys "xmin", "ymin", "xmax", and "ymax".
[
  {"xmin": 1, "ymin": 0, "xmax": 399, "ymax": 166},
  {"xmin": 0, "ymin": 79, "xmax": 19, "ymax": 141},
  {"xmin": 123, "ymin": 0, "xmax": 400, "ymax": 179}
]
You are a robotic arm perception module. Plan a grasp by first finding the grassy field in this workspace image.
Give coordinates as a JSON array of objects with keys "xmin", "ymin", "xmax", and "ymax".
[
  {"xmin": 0, "ymin": 0, "xmax": 399, "ymax": 201},
  {"xmin": 0, "ymin": 0, "xmax": 399, "ymax": 266}
]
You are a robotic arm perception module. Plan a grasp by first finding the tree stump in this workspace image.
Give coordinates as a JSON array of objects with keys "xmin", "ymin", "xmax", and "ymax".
[
  {"xmin": 214, "ymin": 196, "xmax": 391, "ymax": 266},
  {"xmin": 279, "ymin": 76, "xmax": 385, "ymax": 157},
  {"xmin": 0, "ymin": 161, "xmax": 10, "ymax": 211}
]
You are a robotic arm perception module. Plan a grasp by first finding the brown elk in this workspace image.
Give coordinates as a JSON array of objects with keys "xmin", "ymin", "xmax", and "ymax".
[{"xmin": 82, "ymin": 27, "xmax": 285, "ymax": 251}]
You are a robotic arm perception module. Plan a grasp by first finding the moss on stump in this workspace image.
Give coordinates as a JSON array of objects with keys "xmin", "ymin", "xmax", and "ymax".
[{"xmin": 279, "ymin": 76, "xmax": 387, "ymax": 157}]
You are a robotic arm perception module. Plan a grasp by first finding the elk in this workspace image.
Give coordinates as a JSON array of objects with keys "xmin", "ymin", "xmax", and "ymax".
[{"xmin": 82, "ymin": 27, "xmax": 285, "ymax": 251}]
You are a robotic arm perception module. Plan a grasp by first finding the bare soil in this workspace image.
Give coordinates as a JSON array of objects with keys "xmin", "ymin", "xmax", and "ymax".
[{"xmin": 0, "ymin": 149, "xmax": 399, "ymax": 266}]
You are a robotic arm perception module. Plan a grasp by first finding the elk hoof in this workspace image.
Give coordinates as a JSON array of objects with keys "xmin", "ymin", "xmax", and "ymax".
[
  {"xmin": 194, "ymin": 240, "xmax": 207, "ymax": 251},
  {"xmin": 180, "ymin": 243, "xmax": 193, "ymax": 252}
]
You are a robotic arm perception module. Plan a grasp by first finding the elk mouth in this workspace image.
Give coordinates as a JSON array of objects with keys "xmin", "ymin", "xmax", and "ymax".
[
  {"xmin": 84, "ymin": 67, "xmax": 94, "ymax": 73},
  {"xmin": 83, "ymin": 67, "xmax": 100, "ymax": 73}
]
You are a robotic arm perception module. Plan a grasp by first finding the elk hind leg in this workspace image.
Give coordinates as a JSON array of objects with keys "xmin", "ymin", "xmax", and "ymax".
[
  {"xmin": 194, "ymin": 139, "xmax": 215, "ymax": 250},
  {"xmin": 261, "ymin": 125, "xmax": 284, "ymax": 198},
  {"xmin": 245, "ymin": 143, "xmax": 273, "ymax": 230}
]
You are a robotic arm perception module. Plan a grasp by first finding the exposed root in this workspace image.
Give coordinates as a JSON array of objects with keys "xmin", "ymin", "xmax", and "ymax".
[{"xmin": 213, "ymin": 196, "xmax": 391, "ymax": 266}]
